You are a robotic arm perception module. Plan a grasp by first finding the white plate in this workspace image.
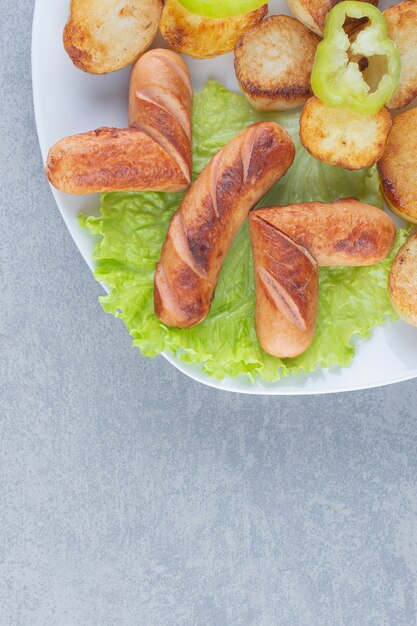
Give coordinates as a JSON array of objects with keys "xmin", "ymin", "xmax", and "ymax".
[{"xmin": 32, "ymin": 0, "xmax": 417, "ymax": 394}]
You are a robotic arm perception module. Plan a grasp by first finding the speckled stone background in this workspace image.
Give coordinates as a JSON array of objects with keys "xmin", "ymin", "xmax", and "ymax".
[{"xmin": 2, "ymin": 2, "xmax": 417, "ymax": 625}]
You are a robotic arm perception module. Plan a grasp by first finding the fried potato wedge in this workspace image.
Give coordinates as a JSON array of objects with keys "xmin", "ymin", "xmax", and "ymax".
[
  {"xmin": 64, "ymin": 0, "xmax": 162, "ymax": 74},
  {"xmin": 385, "ymin": 1, "xmax": 417, "ymax": 110},
  {"xmin": 389, "ymin": 232, "xmax": 417, "ymax": 327},
  {"xmin": 234, "ymin": 16, "xmax": 319, "ymax": 111},
  {"xmin": 378, "ymin": 108, "xmax": 417, "ymax": 223},
  {"xmin": 159, "ymin": 0, "xmax": 267, "ymax": 59},
  {"xmin": 287, "ymin": 0, "xmax": 378, "ymax": 36},
  {"xmin": 300, "ymin": 97, "xmax": 392, "ymax": 170}
]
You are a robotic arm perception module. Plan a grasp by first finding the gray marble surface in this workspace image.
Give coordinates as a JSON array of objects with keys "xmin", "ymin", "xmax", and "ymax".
[{"xmin": 2, "ymin": 1, "xmax": 417, "ymax": 624}]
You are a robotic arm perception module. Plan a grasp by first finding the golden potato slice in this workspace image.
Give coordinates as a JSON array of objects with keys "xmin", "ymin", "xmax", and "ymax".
[
  {"xmin": 159, "ymin": 0, "xmax": 267, "ymax": 59},
  {"xmin": 286, "ymin": 0, "xmax": 378, "ymax": 36},
  {"xmin": 389, "ymin": 232, "xmax": 417, "ymax": 327},
  {"xmin": 64, "ymin": 0, "xmax": 162, "ymax": 74},
  {"xmin": 234, "ymin": 16, "xmax": 319, "ymax": 111},
  {"xmin": 378, "ymin": 108, "xmax": 417, "ymax": 223},
  {"xmin": 300, "ymin": 97, "xmax": 392, "ymax": 170},
  {"xmin": 385, "ymin": 1, "xmax": 417, "ymax": 110}
]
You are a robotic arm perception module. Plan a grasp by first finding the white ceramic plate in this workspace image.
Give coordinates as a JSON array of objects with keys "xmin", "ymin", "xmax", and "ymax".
[{"xmin": 32, "ymin": 0, "xmax": 417, "ymax": 394}]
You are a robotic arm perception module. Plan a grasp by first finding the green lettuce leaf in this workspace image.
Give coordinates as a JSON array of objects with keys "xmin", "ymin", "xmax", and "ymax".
[{"xmin": 80, "ymin": 81, "xmax": 407, "ymax": 382}]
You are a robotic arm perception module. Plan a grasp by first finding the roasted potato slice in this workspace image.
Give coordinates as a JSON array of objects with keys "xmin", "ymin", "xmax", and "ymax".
[
  {"xmin": 389, "ymin": 232, "xmax": 417, "ymax": 327},
  {"xmin": 234, "ymin": 16, "xmax": 319, "ymax": 111},
  {"xmin": 64, "ymin": 0, "xmax": 162, "ymax": 74},
  {"xmin": 385, "ymin": 1, "xmax": 417, "ymax": 110},
  {"xmin": 159, "ymin": 0, "xmax": 267, "ymax": 59},
  {"xmin": 378, "ymin": 108, "xmax": 417, "ymax": 223},
  {"xmin": 287, "ymin": 0, "xmax": 378, "ymax": 36},
  {"xmin": 300, "ymin": 97, "xmax": 392, "ymax": 170}
]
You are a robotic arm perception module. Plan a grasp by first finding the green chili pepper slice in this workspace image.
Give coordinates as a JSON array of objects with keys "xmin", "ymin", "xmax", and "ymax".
[
  {"xmin": 311, "ymin": 1, "xmax": 401, "ymax": 115},
  {"xmin": 177, "ymin": 0, "xmax": 267, "ymax": 18}
]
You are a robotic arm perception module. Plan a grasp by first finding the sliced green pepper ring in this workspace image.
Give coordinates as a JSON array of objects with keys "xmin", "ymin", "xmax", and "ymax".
[
  {"xmin": 311, "ymin": 1, "xmax": 401, "ymax": 116},
  {"xmin": 177, "ymin": 0, "xmax": 268, "ymax": 18}
]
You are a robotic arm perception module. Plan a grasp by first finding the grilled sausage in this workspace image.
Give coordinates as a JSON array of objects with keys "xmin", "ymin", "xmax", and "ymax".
[
  {"xmin": 154, "ymin": 121, "xmax": 295, "ymax": 328},
  {"xmin": 249, "ymin": 199, "xmax": 396, "ymax": 358},
  {"xmin": 46, "ymin": 127, "xmax": 189, "ymax": 194},
  {"xmin": 249, "ymin": 212, "xmax": 319, "ymax": 358},
  {"xmin": 252, "ymin": 199, "xmax": 396, "ymax": 266},
  {"xmin": 46, "ymin": 49, "xmax": 193, "ymax": 194},
  {"xmin": 128, "ymin": 49, "xmax": 193, "ymax": 185}
]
